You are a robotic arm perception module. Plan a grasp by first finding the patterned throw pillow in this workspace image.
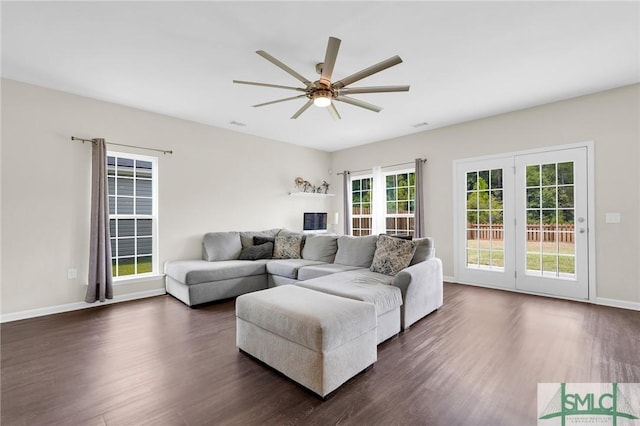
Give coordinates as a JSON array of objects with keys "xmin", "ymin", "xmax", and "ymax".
[
  {"xmin": 370, "ymin": 234, "xmax": 417, "ymax": 276},
  {"xmin": 273, "ymin": 234, "xmax": 303, "ymax": 259}
]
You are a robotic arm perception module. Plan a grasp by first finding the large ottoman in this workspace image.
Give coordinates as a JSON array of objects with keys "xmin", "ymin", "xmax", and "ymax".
[{"xmin": 235, "ymin": 285, "xmax": 377, "ymax": 398}]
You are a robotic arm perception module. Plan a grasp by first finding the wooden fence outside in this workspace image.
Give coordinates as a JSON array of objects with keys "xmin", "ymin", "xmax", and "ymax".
[{"xmin": 467, "ymin": 224, "xmax": 575, "ymax": 243}]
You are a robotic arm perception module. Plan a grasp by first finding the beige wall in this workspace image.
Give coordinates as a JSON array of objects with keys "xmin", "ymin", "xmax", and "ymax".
[
  {"xmin": 1, "ymin": 79, "xmax": 331, "ymax": 315},
  {"xmin": 330, "ymin": 84, "xmax": 640, "ymax": 304},
  {"xmin": 2, "ymin": 80, "xmax": 638, "ymax": 316}
]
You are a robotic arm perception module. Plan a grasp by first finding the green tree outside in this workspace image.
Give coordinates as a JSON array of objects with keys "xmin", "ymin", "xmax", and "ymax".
[{"xmin": 467, "ymin": 170, "xmax": 503, "ymax": 225}]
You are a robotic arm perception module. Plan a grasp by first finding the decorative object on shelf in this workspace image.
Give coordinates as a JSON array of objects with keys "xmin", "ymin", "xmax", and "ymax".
[
  {"xmin": 293, "ymin": 177, "xmax": 330, "ymax": 194},
  {"xmin": 320, "ymin": 180, "xmax": 330, "ymax": 194},
  {"xmin": 330, "ymin": 211, "xmax": 339, "ymax": 234}
]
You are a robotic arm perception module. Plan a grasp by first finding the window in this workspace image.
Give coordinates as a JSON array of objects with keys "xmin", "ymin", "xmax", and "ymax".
[
  {"xmin": 107, "ymin": 152, "xmax": 157, "ymax": 278},
  {"xmin": 351, "ymin": 176, "xmax": 373, "ymax": 236},
  {"xmin": 350, "ymin": 169, "xmax": 415, "ymax": 237},
  {"xmin": 385, "ymin": 171, "xmax": 416, "ymax": 237}
]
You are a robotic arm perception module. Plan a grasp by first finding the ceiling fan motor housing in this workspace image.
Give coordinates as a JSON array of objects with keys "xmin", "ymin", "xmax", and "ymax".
[{"xmin": 310, "ymin": 88, "xmax": 334, "ymax": 101}]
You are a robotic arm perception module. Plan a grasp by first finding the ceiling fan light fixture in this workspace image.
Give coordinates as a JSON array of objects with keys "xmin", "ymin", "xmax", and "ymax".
[{"xmin": 312, "ymin": 91, "xmax": 332, "ymax": 108}]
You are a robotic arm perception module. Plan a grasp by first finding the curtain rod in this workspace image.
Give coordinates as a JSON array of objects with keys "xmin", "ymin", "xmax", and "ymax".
[
  {"xmin": 337, "ymin": 158, "xmax": 427, "ymax": 175},
  {"xmin": 71, "ymin": 136, "xmax": 173, "ymax": 155}
]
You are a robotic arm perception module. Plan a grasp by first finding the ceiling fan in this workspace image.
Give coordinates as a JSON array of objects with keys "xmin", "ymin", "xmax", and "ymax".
[{"xmin": 233, "ymin": 36, "xmax": 410, "ymax": 120}]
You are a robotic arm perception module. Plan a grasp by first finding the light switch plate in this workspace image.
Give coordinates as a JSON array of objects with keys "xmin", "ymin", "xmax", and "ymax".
[
  {"xmin": 605, "ymin": 213, "xmax": 621, "ymax": 224},
  {"xmin": 67, "ymin": 268, "xmax": 77, "ymax": 279}
]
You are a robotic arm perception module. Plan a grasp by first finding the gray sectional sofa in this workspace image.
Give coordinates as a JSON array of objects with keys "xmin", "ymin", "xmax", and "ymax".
[{"xmin": 164, "ymin": 229, "xmax": 443, "ymax": 343}]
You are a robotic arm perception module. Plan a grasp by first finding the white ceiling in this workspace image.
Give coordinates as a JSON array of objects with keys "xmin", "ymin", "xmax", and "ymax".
[{"xmin": 2, "ymin": 1, "xmax": 639, "ymax": 152}]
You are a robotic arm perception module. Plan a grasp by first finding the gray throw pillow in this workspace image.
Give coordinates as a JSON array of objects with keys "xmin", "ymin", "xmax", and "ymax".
[
  {"xmin": 253, "ymin": 236, "xmax": 275, "ymax": 246},
  {"xmin": 202, "ymin": 232, "xmax": 242, "ymax": 261},
  {"xmin": 334, "ymin": 235, "xmax": 378, "ymax": 267},
  {"xmin": 301, "ymin": 234, "xmax": 338, "ymax": 263},
  {"xmin": 239, "ymin": 229, "xmax": 280, "ymax": 248},
  {"xmin": 238, "ymin": 242, "xmax": 274, "ymax": 260},
  {"xmin": 273, "ymin": 234, "xmax": 303, "ymax": 259},
  {"xmin": 370, "ymin": 234, "xmax": 417, "ymax": 276}
]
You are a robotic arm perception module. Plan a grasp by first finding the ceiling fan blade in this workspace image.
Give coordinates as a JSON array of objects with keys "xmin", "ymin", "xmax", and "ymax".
[
  {"xmin": 319, "ymin": 37, "xmax": 341, "ymax": 87},
  {"xmin": 233, "ymin": 80, "xmax": 306, "ymax": 92},
  {"xmin": 253, "ymin": 94, "xmax": 306, "ymax": 108},
  {"xmin": 336, "ymin": 85, "xmax": 410, "ymax": 95},
  {"xmin": 333, "ymin": 55, "xmax": 403, "ymax": 89},
  {"xmin": 291, "ymin": 99, "xmax": 314, "ymax": 119},
  {"xmin": 335, "ymin": 96, "xmax": 382, "ymax": 113},
  {"xmin": 256, "ymin": 50, "xmax": 312, "ymax": 86},
  {"xmin": 327, "ymin": 103, "xmax": 341, "ymax": 121}
]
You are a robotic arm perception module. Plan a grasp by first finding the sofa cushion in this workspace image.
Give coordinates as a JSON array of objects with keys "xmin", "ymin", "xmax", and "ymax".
[
  {"xmin": 301, "ymin": 234, "xmax": 338, "ymax": 263},
  {"xmin": 273, "ymin": 234, "xmax": 303, "ymax": 259},
  {"xmin": 165, "ymin": 260, "xmax": 267, "ymax": 285},
  {"xmin": 202, "ymin": 232, "xmax": 242, "ymax": 261},
  {"xmin": 370, "ymin": 234, "xmax": 417, "ymax": 276},
  {"xmin": 266, "ymin": 259, "xmax": 325, "ymax": 279},
  {"xmin": 333, "ymin": 235, "xmax": 378, "ymax": 268},
  {"xmin": 297, "ymin": 263, "xmax": 362, "ymax": 281},
  {"xmin": 297, "ymin": 270, "xmax": 402, "ymax": 315},
  {"xmin": 410, "ymin": 237, "xmax": 435, "ymax": 265},
  {"xmin": 238, "ymin": 242, "xmax": 274, "ymax": 261},
  {"xmin": 239, "ymin": 229, "xmax": 281, "ymax": 248}
]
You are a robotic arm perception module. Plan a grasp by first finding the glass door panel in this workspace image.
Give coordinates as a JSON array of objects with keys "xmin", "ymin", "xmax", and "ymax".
[
  {"xmin": 465, "ymin": 168, "xmax": 505, "ymax": 271},
  {"xmin": 524, "ymin": 162, "xmax": 576, "ymax": 279}
]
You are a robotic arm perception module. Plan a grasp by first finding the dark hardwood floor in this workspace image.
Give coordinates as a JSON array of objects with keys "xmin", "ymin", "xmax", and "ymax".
[{"xmin": 2, "ymin": 283, "xmax": 639, "ymax": 425}]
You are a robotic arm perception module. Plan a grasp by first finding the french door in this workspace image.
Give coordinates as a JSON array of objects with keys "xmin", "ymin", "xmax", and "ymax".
[
  {"xmin": 514, "ymin": 148, "xmax": 589, "ymax": 298},
  {"xmin": 456, "ymin": 146, "xmax": 590, "ymax": 299},
  {"xmin": 456, "ymin": 157, "xmax": 515, "ymax": 289}
]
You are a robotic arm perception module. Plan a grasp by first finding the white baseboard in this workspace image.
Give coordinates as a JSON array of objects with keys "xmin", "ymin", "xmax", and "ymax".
[
  {"xmin": 0, "ymin": 288, "xmax": 167, "ymax": 323},
  {"xmin": 595, "ymin": 297, "xmax": 640, "ymax": 311},
  {"xmin": 446, "ymin": 278, "xmax": 640, "ymax": 311}
]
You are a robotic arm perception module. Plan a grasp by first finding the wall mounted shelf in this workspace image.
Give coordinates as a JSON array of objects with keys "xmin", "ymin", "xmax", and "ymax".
[{"xmin": 288, "ymin": 192, "xmax": 335, "ymax": 198}]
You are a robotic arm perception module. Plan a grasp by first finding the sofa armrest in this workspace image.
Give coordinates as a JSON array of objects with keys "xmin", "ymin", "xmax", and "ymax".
[{"xmin": 392, "ymin": 257, "xmax": 443, "ymax": 329}]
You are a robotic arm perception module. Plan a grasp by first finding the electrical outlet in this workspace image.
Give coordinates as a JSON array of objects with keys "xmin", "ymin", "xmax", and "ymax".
[{"xmin": 67, "ymin": 268, "xmax": 77, "ymax": 280}]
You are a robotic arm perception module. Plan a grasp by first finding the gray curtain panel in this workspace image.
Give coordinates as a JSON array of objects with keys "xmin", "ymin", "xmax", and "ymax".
[
  {"xmin": 342, "ymin": 170, "xmax": 351, "ymax": 235},
  {"xmin": 414, "ymin": 158, "xmax": 425, "ymax": 238},
  {"xmin": 85, "ymin": 138, "xmax": 113, "ymax": 303}
]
